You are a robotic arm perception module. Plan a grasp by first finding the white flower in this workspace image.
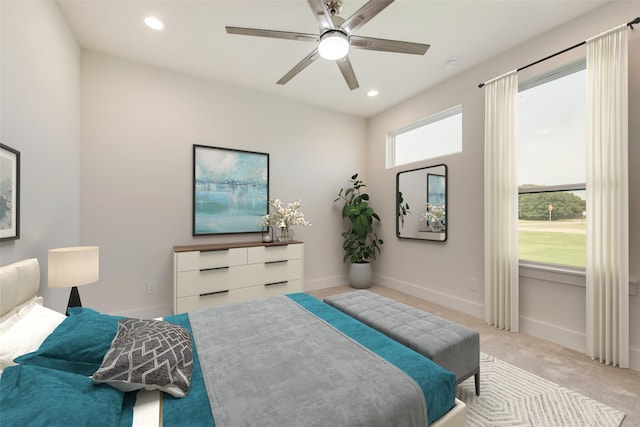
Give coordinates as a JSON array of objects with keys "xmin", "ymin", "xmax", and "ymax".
[
  {"xmin": 262, "ymin": 198, "xmax": 311, "ymax": 229},
  {"xmin": 420, "ymin": 203, "xmax": 445, "ymax": 223}
]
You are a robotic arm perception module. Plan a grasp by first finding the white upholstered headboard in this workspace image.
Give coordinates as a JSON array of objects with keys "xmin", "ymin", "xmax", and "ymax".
[{"xmin": 0, "ymin": 258, "xmax": 40, "ymax": 318}]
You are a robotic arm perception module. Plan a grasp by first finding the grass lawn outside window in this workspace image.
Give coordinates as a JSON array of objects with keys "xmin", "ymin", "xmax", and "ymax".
[{"xmin": 518, "ymin": 219, "xmax": 585, "ymax": 268}]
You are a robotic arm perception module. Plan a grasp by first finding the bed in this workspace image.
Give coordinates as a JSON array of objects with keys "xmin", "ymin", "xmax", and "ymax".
[{"xmin": 0, "ymin": 258, "xmax": 467, "ymax": 426}]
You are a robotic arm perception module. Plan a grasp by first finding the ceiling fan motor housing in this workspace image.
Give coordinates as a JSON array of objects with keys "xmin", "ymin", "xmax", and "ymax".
[{"xmin": 325, "ymin": 0, "xmax": 343, "ymax": 16}]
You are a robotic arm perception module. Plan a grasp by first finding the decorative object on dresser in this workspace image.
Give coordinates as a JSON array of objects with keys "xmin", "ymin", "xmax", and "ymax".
[
  {"xmin": 48, "ymin": 246, "xmax": 100, "ymax": 315},
  {"xmin": 173, "ymin": 241, "xmax": 303, "ymax": 313},
  {"xmin": 262, "ymin": 198, "xmax": 311, "ymax": 242},
  {"xmin": 334, "ymin": 173, "xmax": 382, "ymax": 289},
  {"xmin": 396, "ymin": 164, "xmax": 448, "ymax": 242},
  {"xmin": 261, "ymin": 225, "xmax": 273, "ymax": 243},
  {"xmin": 192, "ymin": 145, "xmax": 269, "ymax": 236},
  {"xmin": 0, "ymin": 143, "xmax": 20, "ymax": 241}
]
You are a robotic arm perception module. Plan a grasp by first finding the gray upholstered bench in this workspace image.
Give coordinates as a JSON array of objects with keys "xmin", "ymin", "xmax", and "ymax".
[{"xmin": 324, "ymin": 290, "xmax": 480, "ymax": 395}]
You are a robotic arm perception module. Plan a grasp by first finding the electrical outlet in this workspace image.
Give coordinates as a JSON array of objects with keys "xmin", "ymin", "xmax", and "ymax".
[
  {"xmin": 469, "ymin": 278, "xmax": 478, "ymax": 291},
  {"xmin": 146, "ymin": 281, "xmax": 157, "ymax": 295}
]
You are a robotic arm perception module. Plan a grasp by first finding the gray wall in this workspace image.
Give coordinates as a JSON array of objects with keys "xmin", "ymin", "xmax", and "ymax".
[
  {"xmin": 366, "ymin": 1, "xmax": 640, "ymax": 369},
  {"xmin": 79, "ymin": 52, "xmax": 366, "ymax": 317},
  {"xmin": 0, "ymin": 0, "xmax": 81, "ymax": 311}
]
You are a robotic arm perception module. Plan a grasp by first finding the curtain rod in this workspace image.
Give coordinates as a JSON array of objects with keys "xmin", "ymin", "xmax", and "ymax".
[{"xmin": 478, "ymin": 17, "xmax": 639, "ymax": 88}]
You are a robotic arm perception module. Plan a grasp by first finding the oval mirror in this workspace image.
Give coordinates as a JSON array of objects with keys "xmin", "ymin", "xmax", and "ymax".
[{"xmin": 396, "ymin": 164, "xmax": 447, "ymax": 242}]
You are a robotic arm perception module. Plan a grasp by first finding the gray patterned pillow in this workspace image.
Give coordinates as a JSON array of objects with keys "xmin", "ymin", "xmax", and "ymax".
[{"xmin": 92, "ymin": 318, "xmax": 193, "ymax": 397}]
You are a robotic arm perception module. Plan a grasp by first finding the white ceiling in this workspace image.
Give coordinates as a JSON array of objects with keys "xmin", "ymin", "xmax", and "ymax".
[{"xmin": 56, "ymin": 0, "xmax": 609, "ymax": 118}]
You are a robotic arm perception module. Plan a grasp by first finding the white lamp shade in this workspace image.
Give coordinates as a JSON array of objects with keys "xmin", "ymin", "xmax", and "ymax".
[
  {"xmin": 318, "ymin": 31, "xmax": 349, "ymax": 60},
  {"xmin": 48, "ymin": 246, "xmax": 99, "ymax": 289}
]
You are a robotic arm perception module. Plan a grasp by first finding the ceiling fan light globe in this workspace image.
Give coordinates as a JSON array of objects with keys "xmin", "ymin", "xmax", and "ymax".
[{"xmin": 318, "ymin": 31, "xmax": 349, "ymax": 60}]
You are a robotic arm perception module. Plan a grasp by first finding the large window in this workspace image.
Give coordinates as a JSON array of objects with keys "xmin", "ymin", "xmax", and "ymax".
[
  {"xmin": 387, "ymin": 105, "xmax": 462, "ymax": 168},
  {"xmin": 518, "ymin": 62, "xmax": 586, "ymax": 268}
]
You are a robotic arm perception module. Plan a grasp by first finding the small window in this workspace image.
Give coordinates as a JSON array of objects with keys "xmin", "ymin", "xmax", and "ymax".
[{"xmin": 387, "ymin": 105, "xmax": 462, "ymax": 168}]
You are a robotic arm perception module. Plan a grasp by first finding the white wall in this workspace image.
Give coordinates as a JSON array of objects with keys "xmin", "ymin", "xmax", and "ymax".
[
  {"xmin": 367, "ymin": 1, "xmax": 640, "ymax": 369},
  {"xmin": 79, "ymin": 52, "xmax": 366, "ymax": 317},
  {"xmin": 0, "ymin": 0, "xmax": 81, "ymax": 311}
]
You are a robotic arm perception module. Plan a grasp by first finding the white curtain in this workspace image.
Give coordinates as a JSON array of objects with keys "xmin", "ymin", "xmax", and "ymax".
[
  {"xmin": 586, "ymin": 25, "xmax": 629, "ymax": 368},
  {"xmin": 484, "ymin": 71, "xmax": 519, "ymax": 332}
]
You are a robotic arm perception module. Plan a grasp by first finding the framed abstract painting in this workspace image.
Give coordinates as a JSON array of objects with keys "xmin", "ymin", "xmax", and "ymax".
[
  {"xmin": 0, "ymin": 143, "xmax": 20, "ymax": 241},
  {"xmin": 193, "ymin": 145, "xmax": 269, "ymax": 236}
]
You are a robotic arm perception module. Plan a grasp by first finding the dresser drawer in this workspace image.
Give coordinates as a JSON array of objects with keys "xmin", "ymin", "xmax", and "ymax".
[
  {"xmin": 247, "ymin": 243, "xmax": 302, "ymax": 263},
  {"xmin": 175, "ymin": 279, "xmax": 303, "ymax": 313},
  {"xmin": 176, "ymin": 265, "xmax": 253, "ymax": 298},
  {"xmin": 258, "ymin": 258, "xmax": 302, "ymax": 284},
  {"xmin": 175, "ymin": 248, "xmax": 247, "ymax": 272}
]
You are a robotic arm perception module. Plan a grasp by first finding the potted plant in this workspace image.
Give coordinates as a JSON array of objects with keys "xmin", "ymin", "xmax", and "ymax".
[{"xmin": 334, "ymin": 173, "xmax": 383, "ymax": 288}]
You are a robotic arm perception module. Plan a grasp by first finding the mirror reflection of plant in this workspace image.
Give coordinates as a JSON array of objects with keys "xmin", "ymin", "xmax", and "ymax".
[
  {"xmin": 334, "ymin": 174, "xmax": 383, "ymax": 263},
  {"xmin": 397, "ymin": 192, "xmax": 411, "ymax": 228}
]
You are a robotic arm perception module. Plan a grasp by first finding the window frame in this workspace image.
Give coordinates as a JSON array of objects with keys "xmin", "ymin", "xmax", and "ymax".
[
  {"xmin": 517, "ymin": 60, "xmax": 587, "ymax": 270},
  {"xmin": 386, "ymin": 105, "xmax": 462, "ymax": 169}
]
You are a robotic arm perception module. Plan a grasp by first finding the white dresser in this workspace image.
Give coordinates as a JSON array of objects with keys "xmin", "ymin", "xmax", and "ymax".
[{"xmin": 173, "ymin": 241, "xmax": 303, "ymax": 314}]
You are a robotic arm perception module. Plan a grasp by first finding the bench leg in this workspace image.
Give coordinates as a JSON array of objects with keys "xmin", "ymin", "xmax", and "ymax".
[{"xmin": 474, "ymin": 371, "xmax": 480, "ymax": 396}]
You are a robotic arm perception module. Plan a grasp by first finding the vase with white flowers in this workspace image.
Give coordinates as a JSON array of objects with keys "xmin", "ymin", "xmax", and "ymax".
[
  {"xmin": 421, "ymin": 203, "xmax": 446, "ymax": 232},
  {"xmin": 262, "ymin": 198, "xmax": 311, "ymax": 242}
]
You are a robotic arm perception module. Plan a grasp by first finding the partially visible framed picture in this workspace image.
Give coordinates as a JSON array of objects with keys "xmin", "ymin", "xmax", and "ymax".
[
  {"xmin": 193, "ymin": 145, "xmax": 269, "ymax": 236},
  {"xmin": 427, "ymin": 173, "xmax": 445, "ymax": 206},
  {"xmin": 0, "ymin": 143, "xmax": 20, "ymax": 241}
]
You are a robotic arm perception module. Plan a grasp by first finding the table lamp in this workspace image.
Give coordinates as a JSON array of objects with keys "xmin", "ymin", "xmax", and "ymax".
[{"xmin": 48, "ymin": 246, "xmax": 99, "ymax": 315}]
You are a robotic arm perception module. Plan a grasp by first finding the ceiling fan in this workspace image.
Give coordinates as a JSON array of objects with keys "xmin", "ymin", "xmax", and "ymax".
[{"xmin": 225, "ymin": 0, "xmax": 430, "ymax": 90}]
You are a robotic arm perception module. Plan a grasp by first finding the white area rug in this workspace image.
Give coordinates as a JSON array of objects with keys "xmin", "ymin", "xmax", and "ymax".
[{"xmin": 457, "ymin": 352, "xmax": 625, "ymax": 427}]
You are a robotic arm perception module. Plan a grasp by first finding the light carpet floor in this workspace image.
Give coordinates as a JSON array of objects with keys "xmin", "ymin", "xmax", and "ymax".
[{"xmin": 457, "ymin": 352, "xmax": 625, "ymax": 426}]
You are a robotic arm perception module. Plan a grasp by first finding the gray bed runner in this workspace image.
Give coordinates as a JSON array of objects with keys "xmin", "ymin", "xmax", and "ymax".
[{"xmin": 188, "ymin": 296, "xmax": 428, "ymax": 427}]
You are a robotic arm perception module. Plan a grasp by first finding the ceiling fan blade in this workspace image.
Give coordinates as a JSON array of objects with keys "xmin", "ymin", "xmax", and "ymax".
[
  {"xmin": 277, "ymin": 49, "xmax": 321, "ymax": 85},
  {"xmin": 336, "ymin": 56, "xmax": 359, "ymax": 90},
  {"xmin": 340, "ymin": 0, "xmax": 394, "ymax": 34},
  {"xmin": 307, "ymin": 0, "xmax": 335, "ymax": 31},
  {"xmin": 226, "ymin": 26, "xmax": 318, "ymax": 43},
  {"xmin": 350, "ymin": 35, "xmax": 430, "ymax": 55}
]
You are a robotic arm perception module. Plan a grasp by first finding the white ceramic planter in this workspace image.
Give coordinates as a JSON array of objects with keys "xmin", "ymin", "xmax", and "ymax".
[{"xmin": 349, "ymin": 262, "xmax": 372, "ymax": 289}]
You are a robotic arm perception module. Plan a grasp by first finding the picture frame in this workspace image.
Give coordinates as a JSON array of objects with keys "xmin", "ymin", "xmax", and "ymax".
[
  {"xmin": 427, "ymin": 173, "xmax": 445, "ymax": 206},
  {"xmin": 0, "ymin": 143, "xmax": 20, "ymax": 241},
  {"xmin": 193, "ymin": 145, "xmax": 269, "ymax": 236}
]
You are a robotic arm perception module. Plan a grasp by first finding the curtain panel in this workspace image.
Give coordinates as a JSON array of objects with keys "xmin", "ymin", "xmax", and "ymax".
[
  {"xmin": 483, "ymin": 71, "xmax": 519, "ymax": 332},
  {"xmin": 586, "ymin": 25, "xmax": 629, "ymax": 368}
]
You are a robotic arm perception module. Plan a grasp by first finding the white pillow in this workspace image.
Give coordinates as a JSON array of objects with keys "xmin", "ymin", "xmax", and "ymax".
[
  {"xmin": 0, "ymin": 302, "xmax": 66, "ymax": 374},
  {"xmin": 0, "ymin": 295, "xmax": 42, "ymax": 325}
]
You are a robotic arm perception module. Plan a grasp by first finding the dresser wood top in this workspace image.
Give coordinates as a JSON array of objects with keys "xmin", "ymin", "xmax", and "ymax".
[{"xmin": 173, "ymin": 240, "xmax": 302, "ymax": 252}]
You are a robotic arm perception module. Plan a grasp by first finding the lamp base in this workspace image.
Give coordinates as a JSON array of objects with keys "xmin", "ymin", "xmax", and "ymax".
[{"xmin": 66, "ymin": 286, "xmax": 82, "ymax": 316}]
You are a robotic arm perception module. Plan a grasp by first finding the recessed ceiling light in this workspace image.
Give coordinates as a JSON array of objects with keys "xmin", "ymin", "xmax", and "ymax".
[
  {"xmin": 444, "ymin": 57, "xmax": 459, "ymax": 69},
  {"xmin": 367, "ymin": 89, "xmax": 379, "ymax": 97},
  {"xmin": 144, "ymin": 16, "xmax": 164, "ymax": 31}
]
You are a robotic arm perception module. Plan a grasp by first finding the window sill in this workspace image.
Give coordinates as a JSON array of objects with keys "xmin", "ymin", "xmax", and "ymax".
[{"xmin": 519, "ymin": 261, "xmax": 585, "ymax": 288}]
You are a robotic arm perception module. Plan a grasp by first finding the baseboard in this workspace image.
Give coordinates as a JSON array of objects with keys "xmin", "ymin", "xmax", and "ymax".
[
  {"xmin": 374, "ymin": 274, "xmax": 484, "ymax": 319},
  {"xmin": 111, "ymin": 304, "xmax": 173, "ymax": 319},
  {"xmin": 303, "ymin": 275, "xmax": 346, "ymax": 292},
  {"xmin": 630, "ymin": 346, "xmax": 640, "ymax": 371},
  {"xmin": 519, "ymin": 316, "xmax": 586, "ymax": 353}
]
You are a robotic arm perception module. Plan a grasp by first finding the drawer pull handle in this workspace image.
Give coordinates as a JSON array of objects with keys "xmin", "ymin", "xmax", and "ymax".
[
  {"xmin": 265, "ymin": 260, "xmax": 288, "ymax": 265},
  {"xmin": 200, "ymin": 266, "xmax": 230, "ymax": 272},
  {"xmin": 199, "ymin": 290, "xmax": 229, "ymax": 297},
  {"xmin": 265, "ymin": 281, "xmax": 288, "ymax": 287},
  {"xmin": 199, "ymin": 248, "xmax": 229, "ymax": 253}
]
